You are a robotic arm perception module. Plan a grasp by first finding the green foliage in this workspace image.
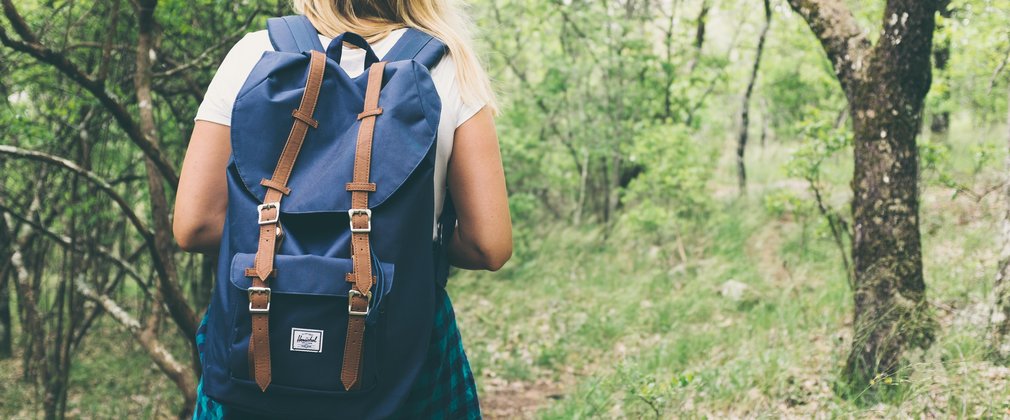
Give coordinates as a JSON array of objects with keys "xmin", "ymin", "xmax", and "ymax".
[
  {"xmin": 941, "ymin": 0, "xmax": 1010, "ymax": 123},
  {"xmin": 622, "ymin": 124, "xmax": 716, "ymax": 241},
  {"xmin": 479, "ymin": 0, "xmax": 731, "ymax": 223},
  {"xmin": 785, "ymin": 109, "xmax": 853, "ymax": 183},
  {"xmin": 761, "ymin": 16, "xmax": 848, "ymax": 137}
]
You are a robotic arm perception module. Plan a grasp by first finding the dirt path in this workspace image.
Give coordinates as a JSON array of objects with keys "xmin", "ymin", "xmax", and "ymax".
[{"xmin": 479, "ymin": 376, "xmax": 566, "ymax": 419}]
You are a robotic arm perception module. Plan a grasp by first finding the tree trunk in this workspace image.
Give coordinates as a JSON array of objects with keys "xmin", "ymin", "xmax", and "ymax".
[
  {"xmin": 736, "ymin": 0, "xmax": 771, "ymax": 193},
  {"xmin": 0, "ymin": 217, "xmax": 11, "ymax": 359},
  {"xmin": 788, "ymin": 0, "xmax": 938, "ymax": 390},
  {"xmin": 133, "ymin": 1, "xmax": 197, "ymax": 416},
  {"xmin": 686, "ymin": 0, "xmax": 710, "ymax": 73},
  {"xmin": 0, "ymin": 265, "xmax": 11, "ymax": 358},
  {"xmin": 991, "ymin": 83, "xmax": 1010, "ymax": 357},
  {"xmin": 846, "ymin": 0, "xmax": 938, "ymax": 388}
]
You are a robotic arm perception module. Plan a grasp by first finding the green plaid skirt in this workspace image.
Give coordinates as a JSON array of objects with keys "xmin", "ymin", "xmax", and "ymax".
[{"xmin": 193, "ymin": 288, "xmax": 481, "ymax": 419}]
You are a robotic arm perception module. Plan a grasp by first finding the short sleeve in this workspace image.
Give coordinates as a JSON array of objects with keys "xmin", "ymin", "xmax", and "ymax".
[
  {"xmin": 428, "ymin": 55, "xmax": 486, "ymax": 129},
  {"xmin": 194, "ymin": 31, "xmax": 273, "ymax": 126}
]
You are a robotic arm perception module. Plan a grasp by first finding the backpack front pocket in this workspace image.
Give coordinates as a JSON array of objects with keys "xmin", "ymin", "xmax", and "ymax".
[{"xmin": 225, "ymin": 252, "xmax": 393, "ymax": 394}]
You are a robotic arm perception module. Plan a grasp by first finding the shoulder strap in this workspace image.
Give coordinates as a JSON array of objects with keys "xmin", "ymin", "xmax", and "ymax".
[
  {"xmin": 267, "ymin": 15, "xmax": 325, "ymax": 53},
  {"xmin": 247, "ymin": 50, "xmax": 328, "ymax": 392},
  {"xmin": 382, "ymin": 28, "xmax": 448, "ymax": 69}
]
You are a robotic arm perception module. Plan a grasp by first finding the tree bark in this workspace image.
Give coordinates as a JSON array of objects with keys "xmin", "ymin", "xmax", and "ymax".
[
  {"xmin": 736, "ymin": 0, "xmax": 771, "ymax": 193},
  {"xmin": 845, "ymin": 0, "xmax": 938, "ymax": 387},
  {"xmin": 788, "ymin": 0, "xmax": 938, "ymax": 390}
]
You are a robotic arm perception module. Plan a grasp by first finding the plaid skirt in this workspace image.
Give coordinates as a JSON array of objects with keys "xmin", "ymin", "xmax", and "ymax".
[{"xmin": 193, "ymin": 287, "xmax": 481, "ymax": 419}]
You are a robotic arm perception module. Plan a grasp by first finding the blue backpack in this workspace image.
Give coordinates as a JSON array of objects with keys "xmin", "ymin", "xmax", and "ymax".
[{"xmin": 200, "ymin": 15, "xmax": 455, "ymax": 418}]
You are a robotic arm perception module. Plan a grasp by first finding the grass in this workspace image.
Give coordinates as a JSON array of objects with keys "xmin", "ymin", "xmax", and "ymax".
[
  {"xmin": 450, "ymin": 123, "xmax": 1010, "ymax": 417},
  {"xmin": 0, "ymin": 316, "xmax": 185, "ymax": 418},
  {"xmin": 1, "ymin": 123, "xmax": 1008, "ymax": 418}
]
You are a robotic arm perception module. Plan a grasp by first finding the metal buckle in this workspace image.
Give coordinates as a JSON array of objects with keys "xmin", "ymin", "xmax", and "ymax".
[
  {"xmin": 347, "ymin": 289, "xmax": 372, "ymax": 316},
  {"xmin": 258, "ymin": 202, "xmax": 280, "ymax": 225},
  {"xmin": 248, "ymin": 287, "xmax": 271, "ymax": 314},
  {"xmin": 347, "ymin": 208, "xmax": 372, "ymax": 233}
]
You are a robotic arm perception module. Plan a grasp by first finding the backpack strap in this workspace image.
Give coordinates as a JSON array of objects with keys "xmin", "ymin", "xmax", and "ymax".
[
  {"xmin": 382, "ymin": 28, "xmax": 447, "ymax": 69},
  {"xmin": 341, "ymin": 61, "xmax": 387, "ymax": 391},
  {"xmin": 267, "ymin": 15, "xmax": 325, "ymax": 53},
  {"xmin": 247, "ymin": 50, "xmax": 328, "ymax": 392}
]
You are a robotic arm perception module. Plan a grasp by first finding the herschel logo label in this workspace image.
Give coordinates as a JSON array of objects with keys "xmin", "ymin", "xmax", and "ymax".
[{"xmin": 290, "ymin": 328, "xmax": 323, "ymax": 353}]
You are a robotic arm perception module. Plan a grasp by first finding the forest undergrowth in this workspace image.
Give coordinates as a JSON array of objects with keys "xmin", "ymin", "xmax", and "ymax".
[{"xmin": 3, "ymin": 123, "xmax": 1006, "ymax": 418}]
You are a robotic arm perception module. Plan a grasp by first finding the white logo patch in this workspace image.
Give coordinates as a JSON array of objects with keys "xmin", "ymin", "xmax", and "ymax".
[{"xmin": 290, "ymin": 328, "xmax": 323, "ymax": 353}]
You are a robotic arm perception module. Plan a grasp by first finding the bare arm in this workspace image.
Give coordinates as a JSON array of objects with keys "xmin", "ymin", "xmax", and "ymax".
[
  {"xmin": 173, "ymin": 121, "xmax": 231, "ymax": 254},
  {"xmin": 446, "ymin": 107, "xmax": 513, "ymax": 271}
]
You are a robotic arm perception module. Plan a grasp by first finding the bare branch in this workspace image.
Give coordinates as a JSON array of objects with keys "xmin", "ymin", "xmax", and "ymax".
[
  {"xmin": 75, "ymin": 277, "xmax": 196, "ymax": 405},
  {"xmin": 0, "ymin": 144, "xmax": 199, "ymax": 346},
  {"xmin": 0, "ymin": 203, "xmax": 153, "ymax": 299},
  {"xmin": 0, "ymin": 0, "xmax": 180, "ymax": 188},
  {"xmin": 0, "ymin": 145, "xmax": 153, "ymax": 240}
]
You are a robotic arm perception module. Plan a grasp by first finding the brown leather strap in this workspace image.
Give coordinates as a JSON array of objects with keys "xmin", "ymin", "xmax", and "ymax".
[
  {"xmin": 341, "ymin": 61, "xmax": 386, "ymax": 391},
  {"xmin": 259, "ymin": 178, "xmax": 291, "ymax": 195},
  {"xmin": 247, "ymin": 50, "xmax": 327, "ymax": 392},
  {"xmin": 245, "ymin": 268, "xmax": 277, "ymax": 278},
  {"xmin": 291, "ymin": 109, "xmax": 319, "ymax": 128},
  {"xmin": 345, "ymin": 182, "xmax": 377, "ymax": 192},
  {"xmin": 356, "ymin": 107, "xmax": 383, "ymax": 120}
]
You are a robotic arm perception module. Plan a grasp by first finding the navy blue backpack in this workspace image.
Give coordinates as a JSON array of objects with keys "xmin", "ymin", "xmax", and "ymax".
[{"xmin": 200, "ymin": 15, "xmax": 455, "ymax": 418}]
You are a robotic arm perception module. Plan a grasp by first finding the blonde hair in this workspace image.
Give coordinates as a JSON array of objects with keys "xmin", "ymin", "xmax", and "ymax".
[{"xmin": 293, "ymin": 0, "xmax": 496, "ymax": 112}]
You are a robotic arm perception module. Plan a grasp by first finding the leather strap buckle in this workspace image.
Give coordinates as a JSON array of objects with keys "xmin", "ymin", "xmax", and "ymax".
[
  {"xmin": 248, "ymin": 287, "xmax": 272, "ymax": 313},
  {"xmin": 347, "ymin": 289, "xmax": 372, "ymax": 316},
  {"xmin": 348, "ymin": 208, "xmax": 372, "ymax": 233},
  {"xmin": 257, "ymin": 202, "xmax": 281, "ymax": 225}
]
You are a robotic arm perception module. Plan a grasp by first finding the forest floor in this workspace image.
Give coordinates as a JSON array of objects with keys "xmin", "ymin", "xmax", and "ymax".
[
  {"xmin": 2, "ymin": 124, "xmax": 1009, "ymax": 418},
  {"xmin": 455, "ymin": 123, "xmax": 1010, "ymax": 418}
]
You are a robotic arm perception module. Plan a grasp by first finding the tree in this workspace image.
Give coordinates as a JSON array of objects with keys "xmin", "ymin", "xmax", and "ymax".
[
  {"xmin": 786, "ymin": 0, "xmax": 940, "ymax": 390},
  {"xmin": 0, "ymin": 0, "xmax": 271, "ymax": 416},
  {"xmin": 735, "ymin": 0, "xmax": 772, "ymax": 192}
]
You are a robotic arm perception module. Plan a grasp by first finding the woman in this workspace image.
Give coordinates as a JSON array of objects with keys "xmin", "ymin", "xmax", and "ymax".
[{"xmin": 173, "ymin": 0, "xmax": 512, "ymax": 418}]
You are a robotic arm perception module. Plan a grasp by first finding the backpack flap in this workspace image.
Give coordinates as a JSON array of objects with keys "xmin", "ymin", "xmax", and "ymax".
[{"xmin": 230, "ymin": 52, "xmax": 441, "ymax": 214}]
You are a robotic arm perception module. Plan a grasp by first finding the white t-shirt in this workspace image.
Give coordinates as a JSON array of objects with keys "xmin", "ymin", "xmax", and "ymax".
[{"xmin": 195, "ymin": 28, "xmax": 483, "ymax": 239}]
